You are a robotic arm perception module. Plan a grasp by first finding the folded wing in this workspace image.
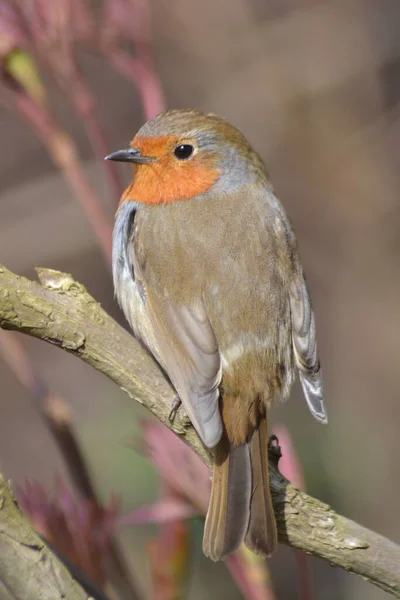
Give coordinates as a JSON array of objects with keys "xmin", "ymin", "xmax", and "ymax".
[
  {"xmin": 290, "ymin": 274, "xmax": 327, "ymax": 424},
  {"xmin": 146, "ymin": 293, "xmax": 223, "ymax": 448}
]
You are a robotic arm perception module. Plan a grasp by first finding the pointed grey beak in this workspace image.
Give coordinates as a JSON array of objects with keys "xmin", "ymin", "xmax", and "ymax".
[{"xmin": 105, "ymin": 148, "xmax": 154, "ymax": 164}]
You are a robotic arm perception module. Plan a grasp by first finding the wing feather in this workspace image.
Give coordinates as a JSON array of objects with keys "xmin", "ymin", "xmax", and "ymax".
[{"xmin": 290, "ymin": 274, "xmax": 327, "ymax": 423}]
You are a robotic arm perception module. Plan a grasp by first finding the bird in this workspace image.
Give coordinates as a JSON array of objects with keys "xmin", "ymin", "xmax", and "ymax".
[{"xmin": 106, "ymin": 109, "xmax": 327, "ymax": 562}]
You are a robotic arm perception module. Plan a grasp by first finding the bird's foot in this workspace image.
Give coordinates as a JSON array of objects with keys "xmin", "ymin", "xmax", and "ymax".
[{"xmin": 168, "ymin": 396, "xmax": 182, "ymax": 422}]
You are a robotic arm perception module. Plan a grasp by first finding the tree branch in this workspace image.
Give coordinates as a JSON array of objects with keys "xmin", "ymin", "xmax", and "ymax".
[
  {"xmin": 0, "ymin": 264, "xmax": 399, "ymax": 598},
  {"xmin": 0, "ymin": 474, "xmax": 96, "ymax": 600}
]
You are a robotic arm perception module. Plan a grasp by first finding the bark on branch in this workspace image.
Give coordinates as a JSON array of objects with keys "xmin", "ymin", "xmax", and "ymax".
[{"xmin": 0, "ymin": 264, "xmax": 399, "ymax": 598}]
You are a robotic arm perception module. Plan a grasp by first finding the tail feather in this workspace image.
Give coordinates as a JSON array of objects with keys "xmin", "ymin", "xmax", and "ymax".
[
  {"xmin": 245, "ymin": 419, "xmax": 277, "ymax": 557},
  {"xmin": 203, "ymin": 436, "xmax": 251, "ymax": 561},
  {"xmin": 203, "ymin": 418, "xmax": 278, "ymax": 561}
]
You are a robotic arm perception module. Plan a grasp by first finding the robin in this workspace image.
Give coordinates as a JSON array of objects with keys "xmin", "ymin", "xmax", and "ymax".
[{"xmin": 106, "ymin": 109, "xmax": 327, "ymax": 561}]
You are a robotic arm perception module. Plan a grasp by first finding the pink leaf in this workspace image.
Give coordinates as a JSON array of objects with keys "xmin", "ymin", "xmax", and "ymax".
[{"xmin": 117, "ymin": 498, "xmax": 196, "ymax": 527}]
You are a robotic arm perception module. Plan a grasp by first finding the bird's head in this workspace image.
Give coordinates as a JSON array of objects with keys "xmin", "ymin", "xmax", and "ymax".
[{"xmin": 106, "ymin": 109, "xmax": 266, "ymax": 206}]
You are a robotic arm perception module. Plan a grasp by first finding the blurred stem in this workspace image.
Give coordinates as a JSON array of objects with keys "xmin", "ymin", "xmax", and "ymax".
[
  {"xmin": 46, "ymin": 127, "xmax": 113, "ymax": 263},
  {"xmin": 0, "ymin": 330, "xmax": 45, "ymax": 399},
  {"xmin": 131, "ymin": 0, "xmax": 165, "ymax": 119},
  {"xmin": 52, "ymin": 70, "xmax": 124, "ymax": 203},
  {"xmin": 108, "ymin": 48, "xmax": 165, "ymax": 120},
  {"xmin": 13, "ymin": 92, "xmax": 113, "ymax": 263},
  {"xmin": 81, "ymin": 104, "xmax": 123, "ymax": 202},
  {"xmin": 0, "ymin": 330, "xmax": 90, "ymax": 495},
  {"xmin": 106, "ymin": 541, "xmax": 144, "ymax": 600},
  {"xmin": 273, "ymin": 425, "xmax": 314, "ymax": 599},
  {"xmin": 294, "ymin": 550, "xmax": 314, "ymax": 600},
  {"xmin": 100, "ymin": 0, "xmax": 165, "ymax": 120}
]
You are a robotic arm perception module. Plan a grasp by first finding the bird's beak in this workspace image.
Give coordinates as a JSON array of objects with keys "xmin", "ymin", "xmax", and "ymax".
[{"xmin": 105, "ymin": 148, "xmax": 154, "ymax": 164}]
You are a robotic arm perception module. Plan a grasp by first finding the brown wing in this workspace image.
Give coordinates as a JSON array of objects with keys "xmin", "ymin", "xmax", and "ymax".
[
  {"xmin": 290, "ymin": 273, "xmax": 327, "ymax": 423},
  {"xmin": 147, "ymin": 294, "xmax": 223, "ymax": 448},
  {"xmin": 130, "ymin": 231, "xmax": 223, "ymax": 447}
]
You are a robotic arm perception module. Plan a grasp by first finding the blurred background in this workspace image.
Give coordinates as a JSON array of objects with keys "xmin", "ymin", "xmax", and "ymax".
[{"xmin": 0, "ymin": 1, "xmax": 399, "ymax": 599}]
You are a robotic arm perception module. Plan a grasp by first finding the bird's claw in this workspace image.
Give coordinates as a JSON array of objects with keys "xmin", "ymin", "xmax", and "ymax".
[{"xmin": 168, "ymin": 396, "xmax": 182, "ymax": 422}]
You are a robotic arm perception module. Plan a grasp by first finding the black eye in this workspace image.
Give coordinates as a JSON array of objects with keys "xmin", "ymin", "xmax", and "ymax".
[{"xmin": 174, "ymin": 144, "xmax": 194, "ymax": 160}]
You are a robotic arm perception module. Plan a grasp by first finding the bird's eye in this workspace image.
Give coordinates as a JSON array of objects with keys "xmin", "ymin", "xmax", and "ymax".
[{"xmin": 174, "ymin": 144, "xmax": 194, "ymax": 160}]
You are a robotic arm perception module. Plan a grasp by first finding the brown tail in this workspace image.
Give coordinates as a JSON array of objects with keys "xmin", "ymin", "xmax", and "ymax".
[
  {"xmin": 203, "ymin": 419, "xmax": 277, "ymax": 561},
  {"xmin": 245, "ymin": 419, "xmax": 277, "ymax": 557}
]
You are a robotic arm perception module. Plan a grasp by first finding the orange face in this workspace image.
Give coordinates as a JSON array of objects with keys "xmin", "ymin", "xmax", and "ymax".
[{"xmin": 120, "ymin": 135, "xmax": 221, "ymax": 206}]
